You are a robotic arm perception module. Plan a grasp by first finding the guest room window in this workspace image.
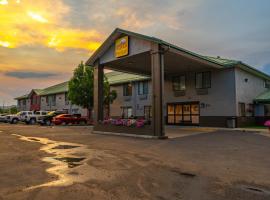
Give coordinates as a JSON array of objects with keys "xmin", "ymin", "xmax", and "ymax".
[
  {"xmin": 239, "ymin": 102, "xmax": 246, "ymax": 116},
  {"xmin": 172, "ymin": 75, "xmax": 186, "ymax": 91},
  {"xmin": 138, "ymin": 81, "xmax": 148, "ymax": 95},
  {"xmin": 196, "ymin": 72, "xmax": 211, "ymax": 89},
  {"xmin": 123, "ymin": 83, "xmax": 132, "ymax": 96}
]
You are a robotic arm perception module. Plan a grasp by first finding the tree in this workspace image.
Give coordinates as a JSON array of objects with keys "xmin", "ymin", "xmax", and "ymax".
[
  {"xmin": 68, "ymin": 62, "xmax": 117, "ymax": 119},
  {"xmin": 10, "ymin": 106, "xmax": 18, "ymax": 114}
]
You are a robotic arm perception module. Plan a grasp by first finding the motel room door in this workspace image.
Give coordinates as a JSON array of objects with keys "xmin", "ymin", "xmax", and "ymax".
[{"xmin": 167, "ymin": 102, "xmax": 200, "ymax": 125}]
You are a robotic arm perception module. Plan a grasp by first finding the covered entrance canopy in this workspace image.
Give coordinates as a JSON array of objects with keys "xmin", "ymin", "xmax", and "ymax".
[
  {"xmin": 85, "ymin": 28, "xmax": 240, "ymax": 137},
  {"xmin": 254, "ymin": 90, "xmax": 270, "ymax": 104}
]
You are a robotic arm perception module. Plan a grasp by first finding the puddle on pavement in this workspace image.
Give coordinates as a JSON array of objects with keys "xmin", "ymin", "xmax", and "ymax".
[
  {"xmin": 179, "ymin": 172, "xmax": 196, "ymax": 178},
  {"xmin": 54, "ymin": 157, "xmax": 85, "ymax": 168},
  {"xmin": 12, "ymin": 134, "xmax": 115, "ymax": 190},
  {"xmin": 52, "ymin": 145, "xmax": 80, "ymax": 149},
  {"xmin": 171, "ymin": 168, "xmax": 197, "ymax": 178},
  {"xmin": 239, "ymin": 185, "xmax": 270, "ymax": 196},
  {"xmin": 238, "ymin": 185, "xmax": 270, "ymax": 196}
]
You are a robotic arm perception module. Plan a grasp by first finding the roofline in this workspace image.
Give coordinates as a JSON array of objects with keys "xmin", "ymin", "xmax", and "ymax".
[
  {"xmin": 237, "ymin": 63, "xmax": 270, "ymax": 80},
  {"xmin": 14, "ymin": 96, "xmax": 28, "ymax": 100},
  {"xmin": 39, "ymin": 90, "xmax": 68, "ymax": 97},
  {"xmin": 85, "ymin": 28, "xmax": 226, "ymax": 68},
  {"xmin": 109, "ymin": 77, "xmax": 150, "ymax": 86}
]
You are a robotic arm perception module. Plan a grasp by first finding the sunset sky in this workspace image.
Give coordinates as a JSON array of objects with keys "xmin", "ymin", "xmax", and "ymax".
[{"xmin": 0, "ymin": 0, "xmax": 270, "ymax": 105}]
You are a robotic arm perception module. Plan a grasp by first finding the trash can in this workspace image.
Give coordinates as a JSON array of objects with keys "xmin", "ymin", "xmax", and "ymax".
[{"xmin": 227, "ymin": 117, "xmax": 236, "ymax": 128}]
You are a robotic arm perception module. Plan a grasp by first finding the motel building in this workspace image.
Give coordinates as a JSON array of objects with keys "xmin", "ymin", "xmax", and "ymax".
[
  {"xmin": 86, "ymin": 28, "xmax": 270, "ymax": 138},
  {"xmin": 15, "ymin": 82, "xmax": 88, "ymax": 116}
]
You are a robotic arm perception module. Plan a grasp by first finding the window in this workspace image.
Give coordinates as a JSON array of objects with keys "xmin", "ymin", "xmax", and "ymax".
[
  {"xmin": 22, "ymin": 99, "xmax": 26, "ymax": 106},
  {"xmin": 46, "ymin": 96, "xmax": 49, "ymax": 106},
  {"xmin": 144, "ymin": 106, "xmax": 152, "ymax": 120},
  {"xmin": 47, "ymin": 95, "xmax": 56, "ymax": 106},
  {"xmin": 138, "ymin": 81, "xmax": 148, "ymax": 95},
  {"xmin": 121, "ymin": 107, "xmax": 133, "ymax": 118},
  {"xmin": 65, "ymin": 92, "xmax": 69, "ymax": 105},
  {"xmin": 172, "ymin": 75, "xmax": 186, "ymax": 91},
  {"xmin": 31, "ymin": 96, "xmax": 36, "ymax": 105},
  {"xmin": 196, "ymin": 72, "xmax": 211, "ymax": 89},
  {"xmin": 239, "ymin": 102, "xmax": 246, "ymax": 117},
  {"xmin": 123, "ymin": 83, "xmax": 132, "ymax": 96},
  {"xmin": 265, "ymin": 80, "xmax": 270, "ymax": 88},
  {"xmin": 51, "ymin": 95, "xmax": 56, "ymax": 106},
  {"xmin": 247, "ymin": 104, "xmax": 254, "ymax": 116}
]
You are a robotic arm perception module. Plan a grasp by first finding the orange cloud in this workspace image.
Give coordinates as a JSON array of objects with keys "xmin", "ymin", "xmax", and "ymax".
[{"xmin": 0, "ymin": 0, "xmax": 102, "ymax": 51}]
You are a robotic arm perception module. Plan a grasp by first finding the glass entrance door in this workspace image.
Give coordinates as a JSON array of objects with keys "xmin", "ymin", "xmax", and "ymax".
[{"xmin": 167, "ymin": 102, "xmax": 199, "ymax": 125}]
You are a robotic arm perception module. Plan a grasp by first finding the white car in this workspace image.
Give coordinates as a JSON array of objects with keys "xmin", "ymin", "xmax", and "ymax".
[
  {"xmin": 6, "ymin": 112, "xmax": 24, "ymax": 124},
  {"xmin": 22, "ymin": 111, "xmax": 49, "ymax": 125}
]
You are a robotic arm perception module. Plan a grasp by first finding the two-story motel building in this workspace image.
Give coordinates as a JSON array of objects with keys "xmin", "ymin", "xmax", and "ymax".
[{"xmin": 86, "ymin": 28, "xmax": 270, "ymax": 137}]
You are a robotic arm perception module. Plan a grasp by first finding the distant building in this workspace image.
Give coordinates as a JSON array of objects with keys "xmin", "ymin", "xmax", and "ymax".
[{"xmin": 15, "ymin": 82, "xmax": 88, "ymax": 116}]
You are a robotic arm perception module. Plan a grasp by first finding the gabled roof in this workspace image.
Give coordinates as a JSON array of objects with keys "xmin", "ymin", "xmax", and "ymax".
[
  {"xmin": 32, "ymin": 89, "xmax": 43, "ymax": 96},
  {"xmin": 14, "ymin": 71, "xmax": 147, "ymax": 100},
  {"xmin": 14, "ymin": 94, "xmax": 29, "ymax": 100},
  {"xmin": 254, "ymin": 90, "xmax": 270, "ymax": 103},
  {"xmin": 106, "ymin": 71, "xmax": 149, "ymax": 85},
  {"xmin": 39, "ymin": 81, "xmax": 69, "ymax": 96},
  {"xmin": 86, "ymin": 28, "xmax": 270, "ymax": 80}
]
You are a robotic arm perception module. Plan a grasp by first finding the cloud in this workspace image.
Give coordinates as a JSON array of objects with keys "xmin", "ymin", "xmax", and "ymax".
[
  {"xmin": 0, "ymin": 0, "xmax": 103, "ymax": 51},
  {"xmin": 4, "ymin": 71, "xmax": 58, "ymax": 79}
]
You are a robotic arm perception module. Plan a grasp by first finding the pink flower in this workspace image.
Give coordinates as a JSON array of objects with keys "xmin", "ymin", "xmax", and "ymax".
[{"xmin": 264, "ymin": 120, "xmax": 270, "ymax": 127}]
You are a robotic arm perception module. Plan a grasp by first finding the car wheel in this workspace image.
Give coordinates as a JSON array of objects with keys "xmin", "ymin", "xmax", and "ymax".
[
  {"xmin": 61, "ymin": 121, "xmax": 66, "ymax": 126},
  {"xmin": 12, "ymin": 118, "xmax": 18, "ymax": 124},
  {"xmin": 45, "ymin": 120, "xmax": 51, "ymax": 126},
  {"xmin": 30, "ymin": 118, "xmax": 36, "ymax": 125}
]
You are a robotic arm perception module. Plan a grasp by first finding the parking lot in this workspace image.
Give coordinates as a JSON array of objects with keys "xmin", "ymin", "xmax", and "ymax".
[{"xmin": 0, "ymin": 124, "xmax": 270, "ymax": 200}]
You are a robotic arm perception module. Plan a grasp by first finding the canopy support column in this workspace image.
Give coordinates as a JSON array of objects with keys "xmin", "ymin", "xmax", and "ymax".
[
  {"xmin": 151, "ymin": 43, "xmax": 166, "ymax": 138},
  {"xmin": 93, "ymin": 60, "xmax": 104, "ymax": 125}
]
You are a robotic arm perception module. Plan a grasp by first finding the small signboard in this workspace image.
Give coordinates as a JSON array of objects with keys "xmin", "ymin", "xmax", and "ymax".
[{"xmin": 115, "ymin": 36, "xmax": 129, "ymax": 58}]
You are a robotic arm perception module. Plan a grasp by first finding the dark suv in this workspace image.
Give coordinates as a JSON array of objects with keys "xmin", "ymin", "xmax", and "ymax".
[{"xmin": 38, "ymin": 110, "xmax": 67, "ymax": 126}]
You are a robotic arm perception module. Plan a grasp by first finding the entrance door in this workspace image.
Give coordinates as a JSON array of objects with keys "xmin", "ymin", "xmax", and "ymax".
[{"xmin": 167, "ymin": 102, "xmax": 199, "ymax": 125}]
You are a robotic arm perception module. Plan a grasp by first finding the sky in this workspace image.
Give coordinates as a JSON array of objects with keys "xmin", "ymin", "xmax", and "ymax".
[{"xmin": 0, "ymin": 0, "xmax": 270, "ymax": 105}]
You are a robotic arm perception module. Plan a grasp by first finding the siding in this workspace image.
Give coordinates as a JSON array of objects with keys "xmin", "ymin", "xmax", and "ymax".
[
  {"xmin": 110, "ymin": 81, "xmax": 152, "ymax": 117},
  {"xmin": 235, "ymin": 67, "xmax": 268, "ymax": 116},
  {"xmin": 164, "ymin": 68, "xmax": 236, "ymax": 116},
  {"xmin": 100, "ymin": 36, "xmax": 151, "ymax": 64},
  {"xmin": 110, "ymin": 68, "xmax": 237, "ymax": 117},
  {"xmin": 40, "ymin": 93, "xmax": 88, "ymax": 116}
]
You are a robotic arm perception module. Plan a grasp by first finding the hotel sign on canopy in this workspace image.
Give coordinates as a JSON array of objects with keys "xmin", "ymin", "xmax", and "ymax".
[{"xmin": 115, "ymin": 36, "xmax": 129, "ymax": 58}]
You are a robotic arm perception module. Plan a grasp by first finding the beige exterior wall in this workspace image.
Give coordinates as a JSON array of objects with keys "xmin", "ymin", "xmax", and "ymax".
[
  {"xmin": 100, "ymin": 36, "xmax": 151, "ymax": 65},
  {"xmin": 235, "ymin": 67, "xmax": 268, "ymax": 117},
  {"xmin": 17, "ymin": 98, "xmax": 31, "ymax": 111},
  {"xmin": 110, "ymin": 81, "xmax": 152, "ymax": 117},
  {"xmin": 164, "ymin": 68, "xmax": 236, "ymax": 117},
  {"xmin": 40, "ymin": 93, "xmax": 88, "ymax": 116},
  {"xmin": 110, "ymin": 67, "xmax": 265, "ymax": 118}
]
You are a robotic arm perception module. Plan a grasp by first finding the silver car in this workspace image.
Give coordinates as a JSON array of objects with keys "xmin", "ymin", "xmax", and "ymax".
[{"xmin": 0, "ymin": 114, "xmax": 8, "ymax": 122}]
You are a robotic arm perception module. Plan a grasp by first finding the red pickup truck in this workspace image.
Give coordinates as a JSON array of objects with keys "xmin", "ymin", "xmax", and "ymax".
[{"xmin": 52, "ymin": 114, "xmax": 87, "ymax": 125}]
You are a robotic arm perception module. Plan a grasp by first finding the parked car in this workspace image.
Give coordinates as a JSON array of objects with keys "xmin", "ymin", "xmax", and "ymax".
[
  {"xmin": 38, "ymin": 110, "xmax": 68, "ymax": 126},
  {"xmin": 52, "ymin": 114, "xmax": 87, "ymax": 125},
  {"xmin": 0, "ymin": 114, "xmax": 8, "ymax": 122},
  {"xmin": 6, "ymin": 112, "xmax": 24, "ymax": 124},
  {"xmin": 21, "ymin": 111, "xmax": 49, "ymax": 125}
]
